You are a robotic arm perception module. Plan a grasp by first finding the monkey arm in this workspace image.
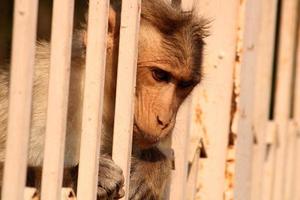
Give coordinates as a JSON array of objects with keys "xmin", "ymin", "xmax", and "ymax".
[{"xmin": 129, "ymin": 147, "xmax": 172, "ymax": 200}]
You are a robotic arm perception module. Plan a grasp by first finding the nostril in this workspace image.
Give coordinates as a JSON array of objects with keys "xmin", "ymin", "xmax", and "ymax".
[
  {"xmin": 157, "ymin": 116, "xmax": 169, "ymax": 130},
  {"xmin": 157, "ymin": 116, "xmax": 164, "ymax": 126}
]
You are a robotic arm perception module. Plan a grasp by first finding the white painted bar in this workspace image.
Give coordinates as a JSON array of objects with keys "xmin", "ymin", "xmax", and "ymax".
[
  {"xmin": 292, "ymin": 24, "xmax": 300, "ymax": 200},
  {"xmin": 194, "ymin": 0, "xmax": 239, "ymax": 199},
  {"xmin": 76, "ymin": 0, "xmax": 109, "ymax": 199},
  {"xmin": 272, "ymin": 0, "xmax": 299, "ymax": 199},
  {"xmin": 186, "ymin": 148, "xmax": 200, "ymax": 200},
  {"xmin": 169, "ymin": 1, "xmax": 196, "ymax": 199},
  {"xmin": 112, "ymin": 1, "xmax": 141, "ymax": 199},
  {"xmin": 250, "ymin": 0, "xmax": 278, "ymax": 199},
  {"xmin": 1, "ymin": 0, "xmax": 38, "ymax": 199},
  {"xmin": 40, "ymin": 0, "xmax": 75, "ymax": 199},
  {"xmin": 261, "ymin": 121, "xmax": 277, "ymax": 200},
  {"xmin": 284, "ymin": 120, "xmax": 297, "ymax": 200},
  {"xmin": 187, "ymin": 83, "xmax": 206, "ymax": 163},
  {"xmin": 170, "ymin": 98, "xmax": 191, "ymax": 200},
  {"xmin": 233, "ymin": 0, "xmax": 262, "ymax": 199}
]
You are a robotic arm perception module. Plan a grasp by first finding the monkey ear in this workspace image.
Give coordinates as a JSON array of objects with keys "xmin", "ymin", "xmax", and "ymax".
[{"xmin": 82, "ymin": 6, "xmax": 118, "ymax": 47}]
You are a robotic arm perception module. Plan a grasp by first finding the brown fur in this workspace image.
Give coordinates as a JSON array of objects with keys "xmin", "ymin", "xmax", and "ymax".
[{"xmin": 0, "ymin": 0, "xmax": 207, "ymax": 199}]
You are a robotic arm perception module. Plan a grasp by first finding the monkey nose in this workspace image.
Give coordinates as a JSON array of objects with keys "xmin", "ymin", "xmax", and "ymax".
[{"xmin": 156, "ymin": 116, "xmax": 170, "ymax": 130}]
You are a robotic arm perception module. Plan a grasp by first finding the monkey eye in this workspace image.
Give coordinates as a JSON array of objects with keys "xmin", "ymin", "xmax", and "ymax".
[
  {"xmin": 151, "ymin": 68, "xmax": 171, "ymax": 82},
  {"xmin": 178, "ymin": 80, "xmax": 195, "ymax": 89}
]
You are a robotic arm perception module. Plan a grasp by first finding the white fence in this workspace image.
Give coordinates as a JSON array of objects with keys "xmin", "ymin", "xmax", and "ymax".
[{"xmin": 0, "ymin": 0, "xmax": 299, "ymax": 199}]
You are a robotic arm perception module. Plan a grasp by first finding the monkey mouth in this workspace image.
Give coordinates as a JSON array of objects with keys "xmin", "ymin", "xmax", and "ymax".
[{"xmin": 133, "ymin": 124, "xmax": 161, "ymax": 148}]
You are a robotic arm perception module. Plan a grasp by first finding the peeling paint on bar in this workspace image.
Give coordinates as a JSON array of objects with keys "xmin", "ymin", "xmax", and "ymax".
[
  {"xmin": 233, "ymin": 0, "xmax": 263, "ymax": 199},
  {"xmin": 250, "ymin": 0, "xmax": 278, "ymax": 199},
  {"xmin": 193, "ymin": 0, "xmax": 239, "ymax": 199}
]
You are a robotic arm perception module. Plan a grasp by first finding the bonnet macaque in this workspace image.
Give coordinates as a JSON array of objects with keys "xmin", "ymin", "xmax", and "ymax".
[{"xmin": 0, "ymin": 0, "xmax": 207, "ymax": 199}]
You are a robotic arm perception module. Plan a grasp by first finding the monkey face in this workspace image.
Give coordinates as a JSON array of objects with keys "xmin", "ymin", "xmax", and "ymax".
[
  {"xmin": 133, "ymin": 24, "xmax": 201, "ymax": 148},
  {"xmin": 104, "ymin": 4, "xmax": 206, "ymax": 148}
]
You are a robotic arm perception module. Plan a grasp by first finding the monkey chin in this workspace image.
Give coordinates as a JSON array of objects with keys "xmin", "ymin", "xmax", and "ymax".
[{"xmin": 133, "ymin": 124, "xmax": 169, "ymax": 149}]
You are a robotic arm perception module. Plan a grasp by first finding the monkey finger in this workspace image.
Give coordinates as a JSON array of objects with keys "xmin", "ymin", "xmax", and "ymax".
[
  {"xmin": 97, "ymin": 187, "xmax": 108, "ymax": 200},
  {"xmin": 114, "ymin": 188, "xmax": 125, "ymax": 199}
]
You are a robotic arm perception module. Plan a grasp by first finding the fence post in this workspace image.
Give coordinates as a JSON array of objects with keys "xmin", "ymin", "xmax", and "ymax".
[
  {"xmin": 261, "ymin": 122, "xmax": 277, "ymax": 200},
  {"xmin": 1, "ymin": 0, "xmax": 38, "ymax": 199},
  {"xmin": 168, "ymin": 1, "xmax": 196, "ymax": 199},
  {"xmin": 272, "ymin": 0, "xmax": 299, "ymax": 199},
  {"xmin": 292, "ymin": 21, "xmax": 300, "ymax": 200},
  {"xmin": 76, "ymin": 0, "xmax": 109, "ymax": 199},
  {"xmin": 112, "ymin": 1, "xmax": 141, "ymax": 199},
  {"xmin": 40, "ymin": 0, "xmax": 75, "ymax": 199},
  {"xmin": 250, "ymin": 0, "xmax": 279, "ymax": 199},
  {"xmin": 233, "ymin": 1, "xmax": 263, "ymax": 199},
  {"xmin": 192, "ymin": 0, "xmax": 239, "ymax": 199}
]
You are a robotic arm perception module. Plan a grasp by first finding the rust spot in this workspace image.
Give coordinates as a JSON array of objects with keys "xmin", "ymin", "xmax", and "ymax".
[
  {"xmin": 32, "ymin": 191, "xmax": 39, "ymax": 198},
  {"xmin": 235, "ymin": 54, "xmax": 240, "ymax": 62},
  {"xmin": 203, "ymin": 90, "xmax": 208, "ymax": 102},
  {"xmin": 228, "ymin": 132, "xmax": 236, "ymax": 146},
  {"xmin": 240, "ymin": 109, "xmax": 247, "ymax": 118},
  {"xmin": 68, "ymin": 191, "xmax": 74, "ymax": 198},
  {"xmin": 195, "ymin": 104, "xmax": 202, "ymax": 124},
  {"xmin": 18, "ymin": 11, "xmax": 25, "ymax": 16},
  {"xmin": 199, "ymin": 139, "xmax": 208, "ymax": 158},
  {"xmin": 252, "ymin": 125, "xmax": 258, "ymax": 144}
]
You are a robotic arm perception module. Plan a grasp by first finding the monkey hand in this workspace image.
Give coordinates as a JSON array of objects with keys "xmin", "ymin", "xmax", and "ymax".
[{"xmin": 97, "ymin": 155, "xmax": 125, "ymax": 200}]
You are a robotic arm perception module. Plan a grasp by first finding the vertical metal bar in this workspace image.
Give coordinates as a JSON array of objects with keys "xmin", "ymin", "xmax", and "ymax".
[
  {"xmin": 76, "ymin": 0, "xmax": 109, "ymax": 199},
  {"xmin": 292, "ymin": 22, "xmax": 300, "ymax": 200},
  {"xmin": 112, "ymin": 1, "xmax": 141, "ymax": 199},
  {"xmin": 168, "ymin": 1, "xmax": 196, "ymax": 199},
  {"xmin": 170, "ymin": 98, "xmax": 191, "ymax": 200},
  {"xmin": 193, "ymin": 0, "xmax": 239, "ymax": 199},
  {"xmin": 186, "ymin": 84, "xmax": 205, "ymax": 199},
  {"xmin": 186, "ymin": 148, "xmax": 200, "ymax": 200},
  {"xmin": 40, "ymin": 0, "xmax": 75, "ymax": 199},
  {"xmin": 261, "ymin": 121, "xmax": 277, "ymax": 200},
  {"xmin": 1, "ymin": 0, "xmax": 38, "ymax": 199},
  {"xmin": 250, "ymin": 0, "xmax": 278, "ymax": 199},
  {"xmin": 283, "ymin": 120, "xmax": 297, "ymax": 200},
  {"xmin": 233, "ymin": 0, "xmax": 263, "ymax": 199},
  {"xmin": 272, "ymin": 0, "xmax": 299, "ymax": 199}
]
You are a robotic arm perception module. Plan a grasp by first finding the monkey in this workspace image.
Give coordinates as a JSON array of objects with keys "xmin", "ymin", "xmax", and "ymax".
[{"xmin": 0, "ymin": 0, "xmax": 208, "ymax": 199}]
